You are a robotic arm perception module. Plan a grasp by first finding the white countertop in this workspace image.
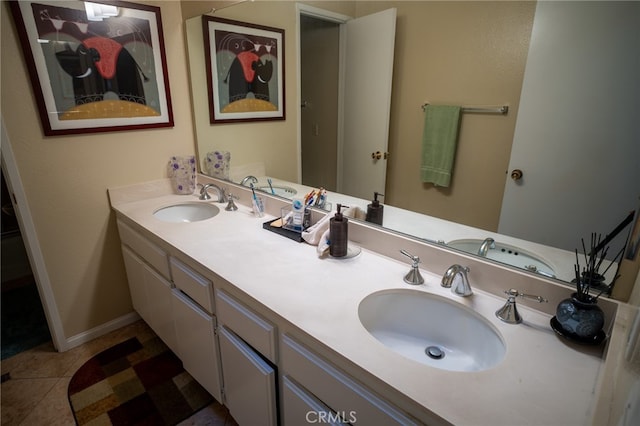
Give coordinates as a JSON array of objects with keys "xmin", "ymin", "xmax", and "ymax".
[{"xmin": 109, "ymin": 178, "xmax": 616, "ymax": 426}]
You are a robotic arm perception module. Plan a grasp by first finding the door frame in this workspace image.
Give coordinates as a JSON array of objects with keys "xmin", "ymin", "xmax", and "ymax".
[
  {"xmin": 1, "ymin": 117, "xmax": 67, "ymax": 352},
  {"xmin": 296, "ymin": 3, "xmax": 351, "ymax": 189}
]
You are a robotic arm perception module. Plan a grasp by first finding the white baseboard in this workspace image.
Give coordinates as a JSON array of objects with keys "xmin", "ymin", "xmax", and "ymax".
[{"xmin": 63, "ymin": 311, "xmax": 141, "ymax": 352}]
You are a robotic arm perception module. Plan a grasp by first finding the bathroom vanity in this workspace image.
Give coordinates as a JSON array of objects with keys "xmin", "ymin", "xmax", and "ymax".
[{"xmin": 108, "ymin": 175, "xmax": 635, "ymax": 425}]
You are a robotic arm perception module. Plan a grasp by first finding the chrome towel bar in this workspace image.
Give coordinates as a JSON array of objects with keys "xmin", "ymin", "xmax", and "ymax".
[{"xmin": 421, "ymin": 103, "xmax": 509, "ymax": 114}]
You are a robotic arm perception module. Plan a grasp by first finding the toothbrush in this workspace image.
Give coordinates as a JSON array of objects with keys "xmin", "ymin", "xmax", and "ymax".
[
  {"xmin": 315, "ymin": 188, "xmax": 326, "ymax": 207},
  {"xmin": 304, "ymin": 189, "xmax": 316, "ymax": 206},
  {"xmin": 249, "ymin": 183, "xmax": 264, "ymax": 215},
  {"xmin": 306, "ymin": 196, "xmax": 315, "ymax": 208},
  {"xmin": 250, "ymin": 182, "xmax": 259, "ymax": 204},
  {"xmin": 267, "ymin": 178, "xmax": 275, "ymax": 195}
]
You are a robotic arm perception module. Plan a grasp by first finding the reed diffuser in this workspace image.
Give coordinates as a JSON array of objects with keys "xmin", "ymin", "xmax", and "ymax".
[
  {"xmin": 550, "ymin": 236, "xmax": 608, "ymax": 343},
  {"xmin": 573, "ymin": 233, "xmax": 622, "ymax": 301},
  {"xmin": 552, "ymin": 212, "xmax": 635, "ymax": 344},
  {"xmin": 573, "ymin": 210, "xmax": 635, "ymax": 300}
]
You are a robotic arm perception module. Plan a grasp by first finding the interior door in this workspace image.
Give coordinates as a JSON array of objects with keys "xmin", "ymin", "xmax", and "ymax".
[
  {"xmin": 499, "ymin": 1, "xmax": 640, "ymax": 256},
  {"xmin": 300, "ymin": 16, "xmax": 340, "ymax": 191},
  {"xmin": 339, "ymin": 8, "xmax": 396, "ymax": 199}
]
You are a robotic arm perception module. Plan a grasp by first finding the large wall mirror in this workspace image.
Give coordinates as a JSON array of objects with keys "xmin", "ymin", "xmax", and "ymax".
[{"xmin": 183, "ymin": 1, "xmax": 640, "ymax": 300}]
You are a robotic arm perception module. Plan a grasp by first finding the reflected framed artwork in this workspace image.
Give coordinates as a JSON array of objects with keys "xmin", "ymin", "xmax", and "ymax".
[
  {"xmin": 10, "ymin": 0, "xmax": 173, "ymax": 136},
  {"xmin": 203, "ymin": 16, "xmax": 285, "ymax": 124}
]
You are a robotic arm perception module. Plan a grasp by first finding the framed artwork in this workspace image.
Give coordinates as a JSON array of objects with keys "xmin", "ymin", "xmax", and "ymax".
[
  {"xmin": 203, "ymin": 16, "xmax": 285, "ymax": 124},
  {"xmin": 10, "ymin": 0, "xmax": 173, "ymax": 136}
]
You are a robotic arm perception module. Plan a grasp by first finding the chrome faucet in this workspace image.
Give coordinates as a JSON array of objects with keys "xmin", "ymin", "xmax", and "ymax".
[
  {"xmin": 441, "ymin": 264, "xmax": 473, "ymax": 296},
  {"xmin": 240, "ymin": 175, "xmax": 258, "ymax": 186},
  {"xmin": 199, "ymin": 183, "xmax": 228, "ymax": 203},
  {"xmin": 477, "ymin": 238, "xmax": 496, "ymax": 257},
  {"xmin": 400, "ymin": 250, "xmax": 424, "ymax": 285}
]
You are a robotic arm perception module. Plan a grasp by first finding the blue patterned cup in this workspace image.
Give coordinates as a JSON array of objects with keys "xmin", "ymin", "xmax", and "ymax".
[
  {"xmin": 168, "ymin": 156, "xmax": 196, "ymax": 195},
  {"xmin": 205, "ymin": 151, "xmax": 230, "ymax": 180}
]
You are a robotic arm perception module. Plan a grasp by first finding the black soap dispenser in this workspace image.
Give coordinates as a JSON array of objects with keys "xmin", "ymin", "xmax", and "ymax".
[
  {"xmin": 329, "ymin": 204, "xmax": 348, "ymax": 257},
  {"xmin": 366, "ymin": 192, "xmax": 384, "ymax": 225}
]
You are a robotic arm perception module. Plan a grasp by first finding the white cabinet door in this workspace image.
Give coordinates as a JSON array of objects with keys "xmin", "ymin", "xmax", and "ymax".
[
  {"xmin": 281, "ymin": 334, "xmax": 418, "ymax": 425},
  {"xmin": 215, "ymin": 288, "xmax": 277, "ymax": 362},
  {"xmin": 218, "ymin": 326, "xmax": 277, "ymax": 426},
  {"xmin": 121, "ymin": 244, "xmax": 178, "ymax": 354},
  {"xmin": 282, "ymin": 375, "xmax": 347, "ymax": 426},
  {"xmin": 171, "ymin": 289, "xmax": 222, "ymax": 401},
  {"xmin": 143, "ymin": 263, "xmax": 178, "ymax": 355},
  {"xmin": 121, "ymin": 245, "xmax": 151, "ymax": 323}
]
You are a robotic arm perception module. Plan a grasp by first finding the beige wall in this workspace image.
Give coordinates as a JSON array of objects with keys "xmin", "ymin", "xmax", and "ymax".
[{"xmin": 1, "ymin": 1, "xmax": 195, "ymax": 339}]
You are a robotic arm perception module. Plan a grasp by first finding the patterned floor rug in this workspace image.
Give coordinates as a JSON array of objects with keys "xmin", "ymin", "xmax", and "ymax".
[{"xmin": 68, "ymin": 336, "xmax": 213, "ymax": 425}]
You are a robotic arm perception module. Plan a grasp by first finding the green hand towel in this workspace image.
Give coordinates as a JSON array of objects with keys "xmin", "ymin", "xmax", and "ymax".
[{"xmin": 420, "ymin": 105, "xmax": 462, "ymax": 187}]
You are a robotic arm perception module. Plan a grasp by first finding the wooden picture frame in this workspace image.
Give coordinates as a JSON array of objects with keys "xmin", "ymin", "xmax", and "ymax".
[
  {"xmin": 10, "ymin": 0, "xmax": 173, "ymax": 136},
  {"xmin": 203, "ymin": 16, "xmax": 285, "ymax": 124}
]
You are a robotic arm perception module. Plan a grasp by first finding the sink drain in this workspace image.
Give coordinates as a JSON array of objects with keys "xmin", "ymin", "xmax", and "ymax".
[{"xmin": 425, "ymin": 345, "xmax": 445, "ymax": 360}]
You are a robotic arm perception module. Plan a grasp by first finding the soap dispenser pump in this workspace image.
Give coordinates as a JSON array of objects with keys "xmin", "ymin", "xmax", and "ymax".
[
  {"xmin": 329, "ymin": 203, "xmax": 348, "ymax": 257},
  {"xmin": 366, "ymin": 192, "xmax": 384, "ymax": 225}
]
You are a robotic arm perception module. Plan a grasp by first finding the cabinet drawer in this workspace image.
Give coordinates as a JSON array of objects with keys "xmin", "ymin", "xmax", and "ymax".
[
  {"xmin": 117, "ymin": 220, "xmax": 170, "ymax": 279},
  {"xmin": 215, "ymin": 288, "xmax": 277, "ymax": 363},
  {"xmin": 281, "ymin": 334, "xmax": 419, "ymax": 426},
  {"xmin": 170, "ymin": 257, "xmax": 214, "ymax": 314}
]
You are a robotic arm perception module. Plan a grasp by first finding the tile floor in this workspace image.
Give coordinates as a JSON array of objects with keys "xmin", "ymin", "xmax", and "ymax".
[{"xmin": 1, "ymin": 320, "xmax": 237, "ymax": 425}]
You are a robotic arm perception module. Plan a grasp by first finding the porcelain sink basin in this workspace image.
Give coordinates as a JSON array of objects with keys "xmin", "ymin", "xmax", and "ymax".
[
  {"xmin": 257, "ymin": 185, "xmax": 297, "ymax": 197},
  {"xmin": 358, "ymin": 289, "xmax": 505, "ymax": 372},
  {"xmin": 153, "ymin": 203, "xmax": 220, "ymax": 223},
  {"xmin": 447, "ymin": 239, "xmax": 556, "ymax": 278}
]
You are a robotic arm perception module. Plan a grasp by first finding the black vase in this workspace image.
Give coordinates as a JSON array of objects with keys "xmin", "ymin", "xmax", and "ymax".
[{"xmin": 554, "ymin": 293, "xmax": 605, "ymax": 342}]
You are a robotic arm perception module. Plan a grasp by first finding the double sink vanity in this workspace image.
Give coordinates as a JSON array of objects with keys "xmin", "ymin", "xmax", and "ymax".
[{"xmin": 109, "ymin": 174, "xmax": 632, "ymax": 425}]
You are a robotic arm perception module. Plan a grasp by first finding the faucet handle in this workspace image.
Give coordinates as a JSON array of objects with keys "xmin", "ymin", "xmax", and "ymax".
[
  {"xmin": 496, "ymin": 289, "xmax": 548, "ymax": 324},
  {"xmin": 400, "ymin": 250, "xmax": 424, "ymax": 285},
  {"xmin": 400, "ymin": 249, "xmax": 420, "ymax": 266},
  {"xmin": 505, "ymin": 288, "xmax": 548, "ymax": 303},
  {"xmin": 225, "ymin": 193, "xmax": 238, "ymax": 211}
]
